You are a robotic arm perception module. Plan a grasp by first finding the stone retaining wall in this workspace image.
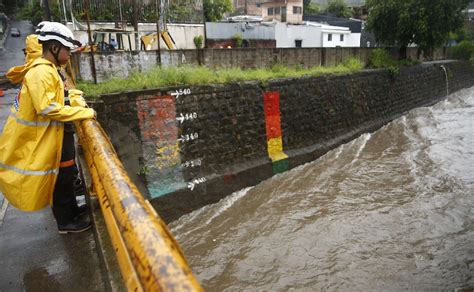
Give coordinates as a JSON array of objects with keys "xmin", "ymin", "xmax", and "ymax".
[{"xmin": 93, "ymin": 61, "xmax": 474, "ymax": 222}]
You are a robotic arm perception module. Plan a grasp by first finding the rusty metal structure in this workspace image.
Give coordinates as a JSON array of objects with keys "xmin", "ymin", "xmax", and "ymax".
[{"xmin": 75, "ymin": 119, "xmax": 203, "ymax": 291}]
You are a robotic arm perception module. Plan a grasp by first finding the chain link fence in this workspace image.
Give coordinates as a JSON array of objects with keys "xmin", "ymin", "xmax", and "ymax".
[{"xmin": 60, "ymin": 0, "xmax": 203, "ymax": 24}]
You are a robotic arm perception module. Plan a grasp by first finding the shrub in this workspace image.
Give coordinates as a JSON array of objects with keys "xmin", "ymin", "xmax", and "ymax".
[
  {"xmin": 367, "ymin": 48, "xmax": 396, "ymax": 69},
  {"xmin": 193, "ymin": 35, "xmax": 203, "ymax": 49},
  {"xmin": 451, "ymin": 40, "xmax": 474, "ymax": 60},
  {"xmin": 367, "ymin": 48, "xmax": 420, "ymax": 75},
  {"xmin": 232, "ymin": 34, "xmax": 243, "ymax": 48},
  {"xmin": 342, "ymin": 58, "xmax": 363, "ymax": 71}
]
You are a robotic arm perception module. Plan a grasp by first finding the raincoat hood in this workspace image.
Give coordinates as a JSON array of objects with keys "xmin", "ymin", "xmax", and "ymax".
[
  {"xmin": 25, "ymin": 34, "xmax": 43, "ymax": 63},
  {"xmin": 6, "ymin": 34, "xmax": 43, "ymax": 84}
]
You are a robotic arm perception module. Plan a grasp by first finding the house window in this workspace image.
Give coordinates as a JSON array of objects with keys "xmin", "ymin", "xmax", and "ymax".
[
  {"xmin": 340, "ymin": 34, "xmax": 344, "ymax": 41},
  {"xmin": 295, "ymin": 40, "xmax": 302, "ymax": 47},
  {"xmin": 328, "ymin": 34, "xmax": 332, "ymax": 41},
  {"xmin": 275, "ymin": 7, "xmax": 280, "ymax": 15},
  {"xmin": 268, "ymin": 7, "xmax": 274, "ymax": 15},
  {"xmin": 293, "ymin": 6, "xmax": 302, "ymax": 14}
]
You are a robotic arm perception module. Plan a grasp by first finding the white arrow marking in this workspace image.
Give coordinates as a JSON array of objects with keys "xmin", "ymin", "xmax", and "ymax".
[
  {"xmin": 176, "ymin": 113, "xmax": 185, "ymax": 124},
  {"xmin": 170, "ymin": 90, "xmax": 180, "ymax": 98}
]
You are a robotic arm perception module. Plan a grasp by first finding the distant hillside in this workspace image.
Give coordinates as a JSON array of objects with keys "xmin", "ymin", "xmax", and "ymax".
[{"xmin": 312, "ymin": 0, "xmax": 365, "ymax": 7}]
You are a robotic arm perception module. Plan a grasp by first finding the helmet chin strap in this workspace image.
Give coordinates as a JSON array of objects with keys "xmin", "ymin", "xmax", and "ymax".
[{"xmin": 49, "ymin": 45, "xmax": 61, "ymax": 66}]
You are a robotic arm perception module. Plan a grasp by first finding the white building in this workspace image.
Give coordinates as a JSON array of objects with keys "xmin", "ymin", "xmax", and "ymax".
[
  {"xmin": 206, "ymin": 21, "xmax": 360, "ymax": 48},
  {"xmin": 320, "ymin": 23, "xmax": 360, "ymax": 47}
]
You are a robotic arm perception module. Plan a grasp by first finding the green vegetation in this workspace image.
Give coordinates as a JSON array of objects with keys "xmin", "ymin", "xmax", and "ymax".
[
  {"xmin": 232, "ymin": 34, "xmax": 243, "ymax": 48},
  {"xmin": 326, "ymin": 0, "xmax": 352, "ymax": 18},
  {"xmin": 366, "ymin": 0, "xmax": 470, "ymax": 59},
  {"xmin": 367, "ymin": 49, "xmax": 397, "ymax": 69},
  {"xmin": 168, "ymin": 0, "xmax": 204, "ymax": 24},
  {"xmin": 368, "ymin": 48, "xmax": 419, "ymax": 75},
  {"xmin": 452, "ymin": 40, "xmax": 474, "ymax": 60},
  {"xmin": 303, "ymin": 0, "xmax": 320, "ymax": 15},
  {"xmin": 77, "ymin": 59, "xmax": 363, "ymax": 97},
  {"xmin": 18, "ymin": 0, "xmax": 61, "ymax": 26},
  {"xmin": 193, "ymin": 35, "xmax": 204, "ymax": 49},
  {"xmin": 203, "ymin": 0, "xmax": 233, "ymax": 21}
]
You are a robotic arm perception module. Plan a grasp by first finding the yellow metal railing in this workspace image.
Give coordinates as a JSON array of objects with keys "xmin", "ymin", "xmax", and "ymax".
[{"xmin": 75, "ymin": 119, "xmax": 203, "ymax": 291}]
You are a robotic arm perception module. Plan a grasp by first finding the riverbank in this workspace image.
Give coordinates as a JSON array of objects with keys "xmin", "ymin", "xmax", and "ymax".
[{"xmin": 90, "ymin": 60, "xmax": 474, "ymax": 222}]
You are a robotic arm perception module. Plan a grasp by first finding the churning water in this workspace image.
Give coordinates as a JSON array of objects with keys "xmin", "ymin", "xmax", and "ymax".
[{"xmin": 170, "ymin": 87, "xmax": 474, "ymax": 291}]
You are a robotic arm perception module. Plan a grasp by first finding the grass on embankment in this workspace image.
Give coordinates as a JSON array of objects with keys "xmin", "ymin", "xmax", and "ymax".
[{"xmin": 77, "ymin": 58, "xmax": 363, "ymax": 98}]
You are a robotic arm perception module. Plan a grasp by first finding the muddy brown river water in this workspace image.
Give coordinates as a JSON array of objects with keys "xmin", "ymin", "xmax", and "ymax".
[{"xmin": 170, "ymin": 87, "xmax": 474, "ymax": 291}]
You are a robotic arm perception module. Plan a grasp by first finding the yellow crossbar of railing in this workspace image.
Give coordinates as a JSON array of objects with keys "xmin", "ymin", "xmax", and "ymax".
[{"xmin": 75, "ymin": 119, "xmax": 202, "ymax": 291}]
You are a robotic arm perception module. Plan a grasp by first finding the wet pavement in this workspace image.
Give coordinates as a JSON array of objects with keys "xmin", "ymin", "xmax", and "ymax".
[{"xmin": 0, "ymin": 21, "xmax": 108, "ymax": 292}]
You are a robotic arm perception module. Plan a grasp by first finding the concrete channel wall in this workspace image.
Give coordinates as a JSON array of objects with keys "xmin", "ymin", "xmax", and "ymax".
[
  {"xmin": 92, "ymin": 61, "xmax": 474, "ymax": 222},
  {"xmin": 72, "ymin": 47, "xmax": 451, "ymax": 83}
]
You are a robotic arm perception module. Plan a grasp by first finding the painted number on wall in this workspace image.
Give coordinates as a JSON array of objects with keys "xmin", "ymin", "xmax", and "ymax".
[
  {"xmin": 176, "ymin": 112, "xmax": 198, "ymax": 124},
  {"xmin": 182, "ymin": 158, "xmax": 202, "ymax": 168},
  {"xmin": 177, "ymin": 132, "xmax": 199, "ymax": 142},
  {"xmin": 170, "ymin": 88, "xmax": 191, "ymax": 99},
  {"xmin": 187, "ymin": 177, "xmax": 207, "ymax": 191}
]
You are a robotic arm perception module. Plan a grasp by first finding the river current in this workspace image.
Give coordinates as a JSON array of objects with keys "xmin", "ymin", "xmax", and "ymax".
[{"xmin": 170, "ymin": 87, "xmax": 474, "ymax": 291}]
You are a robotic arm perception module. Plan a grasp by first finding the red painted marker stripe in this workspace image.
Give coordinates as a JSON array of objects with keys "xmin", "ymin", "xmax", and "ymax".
[{"xmin": 263, "ymin": 91, "xmax": 283, "ymax": 140}]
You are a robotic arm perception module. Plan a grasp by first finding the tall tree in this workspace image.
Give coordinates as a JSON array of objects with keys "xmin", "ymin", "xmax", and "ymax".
[
  {"xmin": 326, "ymin": 0, "xmax": 351, "ymax": 18},
  {"xmin": 366, "ymin": 0, "xmax": 470, "ymax": 59},
  {"xmin": 203, "ymin": 0, "xmax": 232, "ymax": 22},
  {"xmin": 303, "ymin": 0, "xmax": 320, "ymax": 15}
]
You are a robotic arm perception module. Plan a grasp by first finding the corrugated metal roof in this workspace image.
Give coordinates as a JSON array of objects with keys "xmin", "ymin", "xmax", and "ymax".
[{"xmin": 303, "ymin": 14, "xmax": 362, "ymax": 33}]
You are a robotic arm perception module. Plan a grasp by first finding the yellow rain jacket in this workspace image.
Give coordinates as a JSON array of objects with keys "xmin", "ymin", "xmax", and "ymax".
[
  {"xmin": 0, "ymin": 58, "xmax": 95, "ymax": 211},
  {"xmin": 6, "ymin": 34, "xmax": 43, "ymax": 84}
]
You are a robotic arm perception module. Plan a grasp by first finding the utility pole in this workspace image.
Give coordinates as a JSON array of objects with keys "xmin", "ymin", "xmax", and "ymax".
[
  {"xmin": 203, "ymin": 6, "xmax": 207, "ymax": 49},
  {"xmin": 44, "ymin": 0, "xmax": 52, "ymax": 21},
  {"xmin": 118, "ymin": 0, "xmax": 125, "ymax": 29},
  {"xmin": 132, "ymin": 0, "xmax": 139, "ymax": 50},
  {"xmin": 155, "ymin": 0, "xmax": 162, "ymax": 66},
  {"xmin": 61, "ymin": 0, "xmax": 68, "ymax": 22},
  {"xmin": 84, "ymin": 0, "xmax": 97, "ymax": 84}
]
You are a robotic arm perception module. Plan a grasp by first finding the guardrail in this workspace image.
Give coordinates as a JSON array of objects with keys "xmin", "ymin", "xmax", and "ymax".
[{"xmin": 75, "ymin": 118, "xmax": 203, "ymax": 291}]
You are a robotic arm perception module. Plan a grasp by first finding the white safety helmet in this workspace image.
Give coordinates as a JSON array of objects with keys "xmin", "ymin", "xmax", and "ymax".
[
  {"xmin": 38, "ymin": 22, "xmax": 82, "ymax": 49},
  {"xmin": 35, "ymin": 21, "xmax": 51, "ymax": 34}
]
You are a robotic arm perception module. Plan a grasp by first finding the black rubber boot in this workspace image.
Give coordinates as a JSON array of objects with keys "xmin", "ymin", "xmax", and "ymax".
[
  {"xmin": 73, "ymin": 204, "xmax": 88, "ymax": 220},
  {"xmin": 58, "ymin": 220, "xmax": 91, "ymax": 234}
]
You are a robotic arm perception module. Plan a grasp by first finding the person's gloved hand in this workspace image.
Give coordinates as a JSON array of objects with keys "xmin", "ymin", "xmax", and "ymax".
[{"xmin": 68, "ymin": 89, "xmax": 88, "ymax": 107}]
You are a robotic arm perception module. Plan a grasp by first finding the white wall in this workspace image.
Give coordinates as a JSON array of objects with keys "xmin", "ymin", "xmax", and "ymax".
[
  {"xmin": 206, "ymin": 22, "xmax": 276, "ymax": 40},
  {"xmin": 346, "ymin": 32, "xmax": 361, "ymax": 47},
  {"xmin": 321, "ymin": 31, "xmax": 360, "ymax": 47},
  {"xmin": 321, "ymin": 24, "xmax": 353, "ymax": 47},
  {"xmin": 275, "ymin": 23, "xmax": 322, "ymax": 47}
]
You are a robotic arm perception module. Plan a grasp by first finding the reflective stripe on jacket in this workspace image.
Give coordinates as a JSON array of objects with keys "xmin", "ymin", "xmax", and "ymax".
[{"xmin": 0, "ymin": 58, "xmax": 95, "ymax": 211}]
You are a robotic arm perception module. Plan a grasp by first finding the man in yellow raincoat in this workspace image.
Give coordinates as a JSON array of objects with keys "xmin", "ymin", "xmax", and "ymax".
[{"xmin": 0, "ymin": 22, "xmax": 95, "ymax": 234}]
